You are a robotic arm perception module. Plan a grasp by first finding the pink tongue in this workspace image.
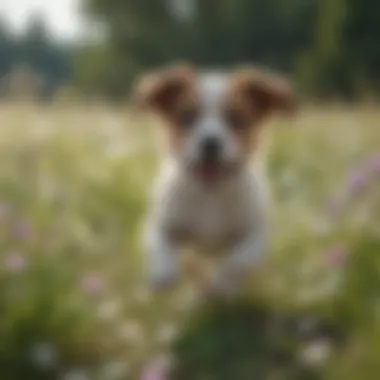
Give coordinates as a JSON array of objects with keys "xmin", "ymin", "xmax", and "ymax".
[{"xmin": 200, "ymin": 162, "xmax": 220, "ymax": 182}]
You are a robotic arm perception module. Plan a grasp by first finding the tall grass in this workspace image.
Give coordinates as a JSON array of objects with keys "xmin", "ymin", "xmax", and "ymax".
[{"xmin": 0, "ymin": 103, "xmax": 380, "ymax": 379}]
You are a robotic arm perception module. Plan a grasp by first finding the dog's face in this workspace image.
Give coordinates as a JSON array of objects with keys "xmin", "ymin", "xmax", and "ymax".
[{"xmin": 136, "ymin": 65, "xmax": 295, "ymax": 185}]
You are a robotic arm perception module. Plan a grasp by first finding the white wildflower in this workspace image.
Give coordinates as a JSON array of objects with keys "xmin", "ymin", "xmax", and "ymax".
[{"xmin": 299, "ymin": 339, "xmax": 333, "ymax": 367}]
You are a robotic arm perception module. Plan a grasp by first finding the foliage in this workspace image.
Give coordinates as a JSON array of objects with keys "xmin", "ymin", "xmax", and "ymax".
[
  {"xmin": 80, "ymin": 0, "xmax": 380, "ymax": 99},
  {"xmin": 0, "ymin": 15, "xmax": 73, "ymax": 99},
  {"xmin": 171, "ymin": 300, "xmax": 346, "ymax": 380},
  {"xmin": 1, "ymin": 0, "xmax": 380, "ymax": 100},
  {"xmin": 0, "ymin": 105, "xmax": 380, "ymax": 379}
]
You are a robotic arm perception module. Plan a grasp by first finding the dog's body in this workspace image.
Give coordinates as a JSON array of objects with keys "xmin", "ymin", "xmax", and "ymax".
[
  {"xmin": 145, "ymin": 156, "xmax": 270, "ymax": 293},
  {"xmin": 136, "ymin": 66, "xmax": 294, "ymax": 295}
]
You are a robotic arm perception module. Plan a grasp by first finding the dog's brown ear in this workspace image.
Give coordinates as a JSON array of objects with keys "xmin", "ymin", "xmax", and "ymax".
[
  {"xmin": 232, "ymin": 68, "xmax": 296, "ymax": 119},
  {"xmin": 134, "ymin": 64, "xmax": 195, "ymax": 114}
]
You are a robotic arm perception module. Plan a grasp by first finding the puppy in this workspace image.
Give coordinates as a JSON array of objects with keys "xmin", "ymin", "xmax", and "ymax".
[{"xmin": 135, "ymin": 64, "xmax": 295, "ymax": 296}]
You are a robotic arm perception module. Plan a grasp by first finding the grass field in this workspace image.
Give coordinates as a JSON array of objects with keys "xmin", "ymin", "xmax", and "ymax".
[{"xmin": 1, "ymin": 103, "xmax": 380, "ymax": 380}]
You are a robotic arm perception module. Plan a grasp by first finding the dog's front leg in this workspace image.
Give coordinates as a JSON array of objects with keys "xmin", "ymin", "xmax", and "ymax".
[
  {"xmin": 208, "ymin": 228, "xmax": 269, "ymax": 297},
  {"xmin": 144, "ymin": 220, "xmax": 180, "ymax": 290}
]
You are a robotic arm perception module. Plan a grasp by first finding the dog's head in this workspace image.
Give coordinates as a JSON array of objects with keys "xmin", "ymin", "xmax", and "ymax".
[{"xmin": 135, "ymin": 64, "xmax": 295, "ymax": 185}]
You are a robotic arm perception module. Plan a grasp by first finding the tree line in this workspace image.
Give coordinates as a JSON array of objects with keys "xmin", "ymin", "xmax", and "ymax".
[
  {"xmin": 1, "ymin": 0, "xmax": 380, "ymax": 101},
  {"xmin": 0, "ymin": 14, "xmax": 73, "ymax": 100}
]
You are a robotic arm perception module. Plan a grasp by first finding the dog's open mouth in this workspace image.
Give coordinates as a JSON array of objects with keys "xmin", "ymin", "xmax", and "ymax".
[
  {"xmin": 199, "ymin": 161, "xmax": 222, "ymax": 183},
  {"xmin": 195, "ymin": 160, "xmax": 236, "ymax": 185}
]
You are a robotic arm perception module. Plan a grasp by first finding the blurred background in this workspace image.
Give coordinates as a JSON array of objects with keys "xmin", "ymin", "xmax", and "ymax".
[{"xmin": 0, "ymin": 1, "xmax": 380, "ymax": 379}]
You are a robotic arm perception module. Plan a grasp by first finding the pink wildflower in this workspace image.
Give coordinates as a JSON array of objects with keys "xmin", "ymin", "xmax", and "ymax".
[
  {"xmin": 4, "ymin": 252, "xmax": 28, "ymax": 273},
  {"xmin": 80, "ymin": 273, "xmax": 106, "ymax": 296},
  {"xmin": 326, "ymin": 245, "xmax": 348, "ymax": 267}
]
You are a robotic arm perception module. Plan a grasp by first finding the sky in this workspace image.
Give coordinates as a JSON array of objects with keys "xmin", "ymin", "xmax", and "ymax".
[{"xmin": 0, "ymin": 0, "xmax": 86, "ymax": 41}]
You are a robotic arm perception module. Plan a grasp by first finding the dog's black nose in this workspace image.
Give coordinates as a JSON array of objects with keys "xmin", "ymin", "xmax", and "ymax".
[{"xmin": 201, "ymin": 137, "xmax": 221, "ymax": 160}]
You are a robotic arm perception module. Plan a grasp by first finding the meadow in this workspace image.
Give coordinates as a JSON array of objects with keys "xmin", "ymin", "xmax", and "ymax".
[{"xmin": 1, "ymin": 102, "xmax": 380, "ymax": 380}]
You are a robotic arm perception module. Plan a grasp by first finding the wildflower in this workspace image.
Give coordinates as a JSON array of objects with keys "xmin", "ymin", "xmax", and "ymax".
[
  {"xmin": 61, "ymin": 369, "xmax": 90, "ymax": 380},
  {"xmin": 118, "ymin": 320, "xmax": 145, "ymax": 344},
  {"xmin": 327, "ymin": 193, "xmax": 347, "ymax": 217},
  {"xmin": 156, "ymin": 322, "xmax": 178, "ymax": 344},
  {"xmin": 132, "ymin": 286, "xmax": 152, "ymax": 304},
  {"xmin": 99, "ymin": 360, "xmax": 129, "ymax": 380},
  {"xmin": 97, "ymin": 298, "xmax": 122, "ymax": 321},
  {"xmin": 13, "ymin": 218, "xmax": 33, "ymax": 241},
  {"xmin": 312, "ymin": 217, "xmax": 334, "ymax": 237},
  {"xmin": 370, "ymin": 154, "xmax": 380, "ymax": 175},
  {"xmin": 299, "ymin": 338, "xmax": 333, "ymax": 367},
  {"xmin": 30, "ymin": 342, "xmax": 58, "ymax": 370},
  {"xmin": 80, "ymin": 273, "xmax": 106, "ymax": 296},
  {"xmin": 347, "ymin": 170, "xmax": 369, "ymax": 195},
  {"xmin": 4, "ymin": 252, "xmax": 28, "ymax": 273},
  {"xmin": 141, "ymin": 356, "xmax": 171, "ymax": 380},
  {"xmin": 0, "ymin": 203, "xmax": 11, "ymax": 221},
  {"xmin": 326, "ymin": 245, "xmax": 348, "ymax": 267}
]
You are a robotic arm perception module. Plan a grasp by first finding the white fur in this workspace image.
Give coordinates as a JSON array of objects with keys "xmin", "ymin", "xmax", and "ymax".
[
  {"xmin": 179, "ymin": 73, "xmax": 242, "ymax": 170},
  {"xmin": 143, "ymin": 73, "xmax": 271, "ymax": 296}
]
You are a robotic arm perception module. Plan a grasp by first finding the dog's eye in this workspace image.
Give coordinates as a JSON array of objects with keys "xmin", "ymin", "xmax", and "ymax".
[
  {"xmin": 178, "ymin": 108, "xmax": 198, "ymax": 127},
  {"xmin": 225, "ymin": 109, "xmax": 246, "ymax": 130}
]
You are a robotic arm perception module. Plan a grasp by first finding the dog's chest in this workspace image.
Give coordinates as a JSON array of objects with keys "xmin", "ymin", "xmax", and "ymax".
[{"xmin": 166, "ymin": 182, "xmax": 258, "ymax": 250}]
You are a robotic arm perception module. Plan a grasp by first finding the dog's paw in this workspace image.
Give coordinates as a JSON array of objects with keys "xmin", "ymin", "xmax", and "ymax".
[
  {"xmin": 204, "ymin": 273, "xmax": 239, "ymax": 299},
  {"xmin": 148, "ymin": 264, "xmax": 179, "ymax": 292},
  {"xmin": 149, "ymin": 273, "xmax": 177, "ymax": 291}
]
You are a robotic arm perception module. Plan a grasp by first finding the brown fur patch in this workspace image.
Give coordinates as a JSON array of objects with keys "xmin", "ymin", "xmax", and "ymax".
[
  {"xmin": 135, "ymin": 65, "xmax": 295, "ymax": 156},
  {"xmin": 224, "ymin": 68, "xmax": 296, "ymax": 156},
  {"xmin": 165, "ymin": 89, "xmax": 200, "ymax": 152},
  {"xmin": 230, "ymin": 68, "xmax": 296, "ymax": 119},
  {"xmin": 135, "ymin": 64, "xmax": 196, "ymax": 114},
  {"xmin": 135, "ymin": 64, "xmax": 200, "ymax": 153},
  {"xmin": 223, "ymin": 89, "xmax": 260, "ymax": 156}
]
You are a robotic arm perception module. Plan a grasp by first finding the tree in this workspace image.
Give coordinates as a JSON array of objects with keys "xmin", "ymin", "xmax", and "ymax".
[
  {"xmin": 80, "ymin": 0, "xmax": 380, "ymax": 99},
  {"xmin": 20, "ymin": 14, "xmax": 73, "ymax": 98},
  {"xmin": 0, "ymin": 17, "xmax": 15, "ymax": 79},
  {"xmin": 81, "ymin": 0, "xmax": 305, "ymax": 97}
]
